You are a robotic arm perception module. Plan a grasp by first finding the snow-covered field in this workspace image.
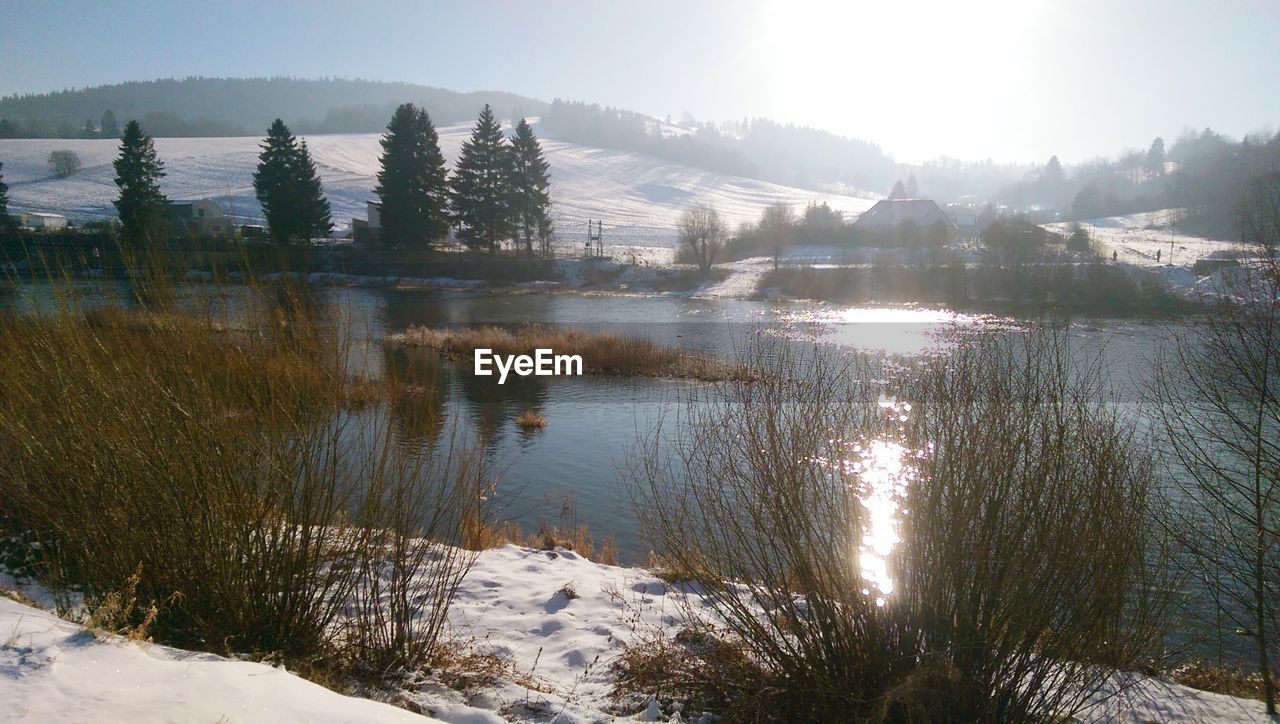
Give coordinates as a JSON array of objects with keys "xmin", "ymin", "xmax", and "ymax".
[
  {"xmin": 1043, "ymin": 210, "xmax": 1241, "ymax": 270},
  {"xmin": 2, "ymin": 545, "xmax": 1272, "ymax": 722},
  {"xmin": 1040, "ymin": 210, "xmax": 1256, "ymax": 297},
  {"xmin": 0, "ymin": 124, "xmax": 876, "ymax": 248}
]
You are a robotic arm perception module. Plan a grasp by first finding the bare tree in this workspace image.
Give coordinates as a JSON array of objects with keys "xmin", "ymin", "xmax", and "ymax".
[
  {"xmin": 679, "ymin": 204, "xmax": 726, "ymax": 274},
  {"xmin": 759, "ymin": 202, "xmax": 795, "ymax": 271},
  {"xmin": 1154, "ymin": 172, "xmax": 1280, "ymax": 714},
  {"xmin": 48, "ymin": 150, "xmax": 82, "ymax": 179}
]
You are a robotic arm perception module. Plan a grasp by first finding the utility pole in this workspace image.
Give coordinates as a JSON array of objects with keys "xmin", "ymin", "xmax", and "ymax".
[{"xmin": 586, "ymin": 220, "xmax": 603, "ymax": 257}]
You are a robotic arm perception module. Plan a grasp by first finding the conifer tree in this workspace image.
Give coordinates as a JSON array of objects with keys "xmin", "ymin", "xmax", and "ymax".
[
  {"xmin": 375, "ymin": 103, "xmax": 449, "ymax": 249},
  {"xmin": 253, "ymin": 119, "xmax": 332, "ymax": 245},
  {"xmin": 1146, "ymin": 137, "xmax": 1166, "ymax": 175},
  {"xmin": 113, "ymin": 120, "xmax": 168, "ymax": 242},
  {"xmin": 449, "ymin": 105, "xmax": 513, "ymax": 253},
  {"xmin": 508, "ymin": 118, "xmax": 553, "ymax": 257},
  {"xmin": 295, "ymin": 140, "xmax": 332, "ymax": 239},
  {"xmin": 100, "ymin": 110, "xmax": 119, "ymax": 139}
]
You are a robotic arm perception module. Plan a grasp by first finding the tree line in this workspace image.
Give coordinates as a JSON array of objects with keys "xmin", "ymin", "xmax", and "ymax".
[
  {"xmin": 997, "ymin": 129, "xmax": 1280, "ymax": 238},
  {"xmin": 92, "ymin": 103, "xmax": 552, "ymax": 252},
  {"xmin": 0, "ymin": 77, "xmax": 547, "ymax": 139}
]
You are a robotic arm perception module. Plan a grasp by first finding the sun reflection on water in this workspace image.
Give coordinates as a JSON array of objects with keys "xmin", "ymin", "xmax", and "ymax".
[
  {"xmin": 777, "ymin": 306, "xmax": 1003, "ymax": 357},
  {"xmin": 843, "ymin": 400, "xmax": 916, "ymax": 607}
]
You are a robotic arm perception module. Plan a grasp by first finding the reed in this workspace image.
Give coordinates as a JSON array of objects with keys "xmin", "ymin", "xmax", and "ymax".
[
  {"xmin": 388, "ymin": 324, "xmax": 749, "ymax": 381},
  {"xmin": 0, "ymin": 274, "xmax": 480, "ymax": 684}
]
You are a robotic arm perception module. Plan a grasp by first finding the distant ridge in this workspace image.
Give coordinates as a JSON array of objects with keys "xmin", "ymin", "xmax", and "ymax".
[{"xmin": 0, "ymin": 76, "xmax": 549, "ymax": 138}]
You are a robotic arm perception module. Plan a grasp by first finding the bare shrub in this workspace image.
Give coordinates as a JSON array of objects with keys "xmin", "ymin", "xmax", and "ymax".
[
  {"xmin": 634, "ymin": 329, "xmax": 1166, "ymax": 721},
  {"xmin": 1153, "ymin": 174, "xmax": 1280, "ymax": 713}
]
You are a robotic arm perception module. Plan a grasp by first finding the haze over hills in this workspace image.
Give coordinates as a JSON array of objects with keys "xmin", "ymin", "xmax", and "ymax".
[
  {"xmin": 0, "ymin": 76, "xmax": 1034, "ymax": 201},
  {"xmin": 3, "ymin": 76, "xmax": 1276, "ymax": 241}
]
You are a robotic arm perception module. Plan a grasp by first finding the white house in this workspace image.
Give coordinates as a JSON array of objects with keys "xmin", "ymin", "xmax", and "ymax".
[
  {"xmin": 165, "ymin": 199, "xmax": 233, "ymax": 237},
  {"xmin": 25, "ymin": 212, "xmax": 68, "ymax": 230}
]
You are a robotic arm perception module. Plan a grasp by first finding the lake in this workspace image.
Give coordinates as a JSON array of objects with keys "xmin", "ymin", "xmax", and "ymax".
[
  {"xmin": 7, "ymin": 280, "xmax": 1246, "ymax": 665},
  {"xmin": 0, "ymin": 280, "xmax": 1172, "ymax": 562}
]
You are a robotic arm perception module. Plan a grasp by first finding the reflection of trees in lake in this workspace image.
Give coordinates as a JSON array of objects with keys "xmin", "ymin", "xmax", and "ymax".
[
  {"xmin": 457, "ymin": 359, "xmax": 549, "ymax": 451},
  {"xmin": 382, "ymin": 346, "xmax": 449, "ymax": 451},
  {"xmin": 380, "ymin": 290, "xmax": 453, "ymax": 331}
]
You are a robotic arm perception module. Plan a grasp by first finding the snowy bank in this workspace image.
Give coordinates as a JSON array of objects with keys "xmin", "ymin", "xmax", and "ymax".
[
  {"xmin": 0, "ymin": 594, "xmax": 436, "ymax": 723},
  {"xmin": 3, "ymin": 546, "xmax": 1273, "ymax": 722}
]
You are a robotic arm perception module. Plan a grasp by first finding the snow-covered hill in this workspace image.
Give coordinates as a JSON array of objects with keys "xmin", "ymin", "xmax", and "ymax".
[{"xmin": 0, "ymin": 123, "xmax": 876, "ymax": 248}]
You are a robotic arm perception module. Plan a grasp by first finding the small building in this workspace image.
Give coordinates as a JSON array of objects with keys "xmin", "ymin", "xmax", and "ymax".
[
  {"xmin": 945, "ymin": 204, "xmax": 986, "ymax": 236},
  {"xmin": 852, "ymin": 198, "xmax": 953, "ymax": 247},
  {"xmin": 239, "ymin": 224, "xmax": 266, "ymax": 240},
  {"xmin": 165, "ymin": 199, "xmax": 233, "ymax": 238},
  {"xmin": 352, "ymin": 201, "xmax": 383, "ymax": 245},
  {"xmin": 25, "ymin": 212, "xmax": 68, "ymax": 230}
]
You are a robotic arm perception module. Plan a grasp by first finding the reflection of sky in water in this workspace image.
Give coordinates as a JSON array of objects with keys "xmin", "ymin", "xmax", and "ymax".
[{"xmin": 778, "ymin": 306, "xmax": 1002, "ymax": 356}]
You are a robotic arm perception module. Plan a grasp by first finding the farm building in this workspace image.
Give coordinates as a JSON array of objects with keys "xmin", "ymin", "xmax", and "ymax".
[
  {"xmin": 24, "ymin": 212, "xmax": 68, "ymax": 230},
  {"xmin": 165, "ymin": 199, "xmax": 233, "ymax": 237},
  {"xmin": 852, "ymin": 198, "xmax": 953, "ymax": 246}
]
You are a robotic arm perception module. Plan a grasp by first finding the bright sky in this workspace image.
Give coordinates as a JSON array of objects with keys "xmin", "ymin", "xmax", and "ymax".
[{"xmin": 2, "ymin": 0, "xmax": 1277, "ymax": 163}]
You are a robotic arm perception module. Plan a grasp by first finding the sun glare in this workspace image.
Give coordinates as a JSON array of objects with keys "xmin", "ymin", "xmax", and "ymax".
[
  {"xmin": 749, "ymin": 0, "xmax": 1045, "ymax": 159},
  {"xmin": 843, "ymin": 400, "xmax": 917, "ymax": 607}
]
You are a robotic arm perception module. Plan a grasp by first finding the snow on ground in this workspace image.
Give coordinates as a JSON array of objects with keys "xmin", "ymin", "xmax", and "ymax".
[
  {"xmin": 1043, "ymin": 209, "xmax": 1240, "ymax": 270},
  {"xmin": 4, "ymin": 545, "xmax": 1272, "ymax": 722},
  {"xmin": 0, "ymin": 594, "xmax": 436, "ymax": 723},
  {"xmin": 418, "ymin": 546, "xmax": 686, "ymax": 721},
  {"xmin": 694, "ymin": 257, "xmax": 775, "ymax": 299},
  {"xmin": 1081, "ymin": 673, "xmax": 1273, "ymax": 722},
  {"xmin": 0, "ymin": 124, "xmax": 876, "ymax": 248}
]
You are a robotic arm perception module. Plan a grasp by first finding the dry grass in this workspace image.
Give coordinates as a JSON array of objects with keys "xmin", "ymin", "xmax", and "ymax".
[
  {"xmin": 82, "ymin": 564, "xmax": 176, "ymax": 642},
  {"xmin": 431, "ymin": 639, "xmax": 550, "ymax": 693},
  {"xmin": 1170, "ymin": 662, "xmax": 1272, "ymax": 702},
  {"xmin": 644, "ymin": 551, "xmax": 718, "ymax": 587},
  {"xmin": 387, "ymin": 324, "xmax": 748, "ymax": 382},
  {"xmin": 0, "ymin": 278, "xmax": 480, "ymax": 685},
  {"xmin": 612, "ymin": 625, "xmax": 771, "ymax": 717},
  {"xmin": 460, "ymin": 512, "xmax": 619, "ymax": 567},
  {"xmin": 516, "ymin": 409, "xmax": 548, "ymax": 429}
]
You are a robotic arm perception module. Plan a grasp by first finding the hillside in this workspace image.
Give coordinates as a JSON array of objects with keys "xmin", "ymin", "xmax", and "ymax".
[
  {"xmin": 0, "ymin": 77, "xmax": 547, "ymax": 138},
  {"xmin": 0, "ymin": 122, "xmax": 877, "ymax": 248}
]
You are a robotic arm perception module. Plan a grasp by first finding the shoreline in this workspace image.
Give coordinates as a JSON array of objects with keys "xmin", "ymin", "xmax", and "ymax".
[{"xmin": 2, "ymin": 543, "xmax": 1271, "ymax": 723}]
